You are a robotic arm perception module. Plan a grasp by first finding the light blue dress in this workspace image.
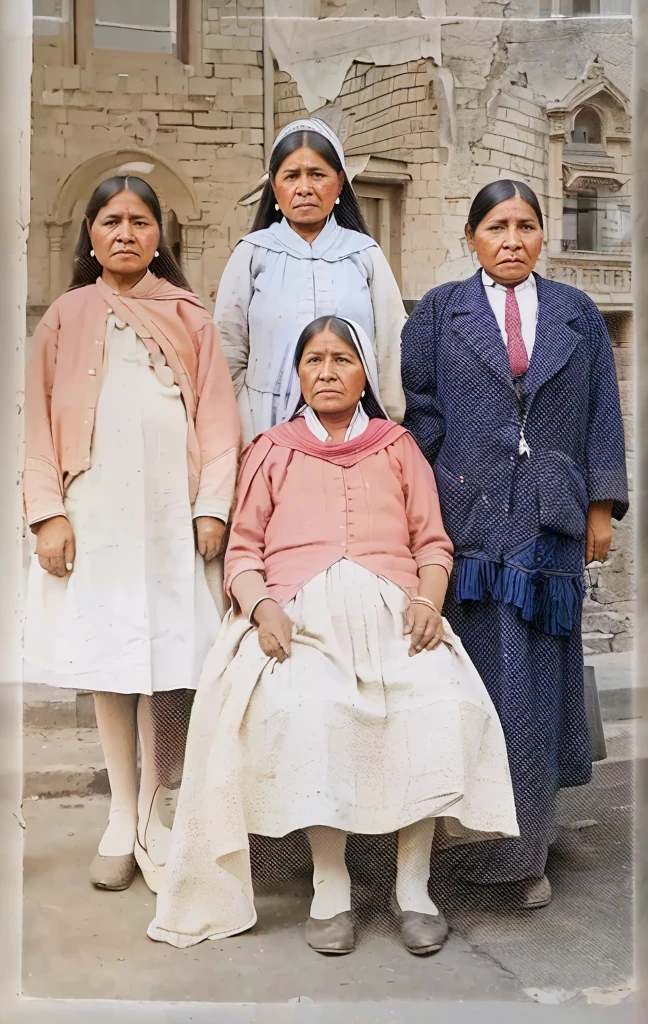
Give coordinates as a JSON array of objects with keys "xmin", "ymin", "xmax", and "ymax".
[{"xmin": 213, "ymin": 215, "xmax": 406, "ymax": 442}]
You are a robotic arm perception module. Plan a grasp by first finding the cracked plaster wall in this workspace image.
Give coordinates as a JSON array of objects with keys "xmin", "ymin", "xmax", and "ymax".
[{"xmin": 270, "ymin": 0, "xmax": 634, "ymax": 648}]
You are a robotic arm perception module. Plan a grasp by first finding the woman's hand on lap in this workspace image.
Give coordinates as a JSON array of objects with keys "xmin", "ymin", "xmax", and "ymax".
[
  {"xmin": 404, "ymin": 602, "xmax": 444, "ymax": 656},
  {"xmin": 195, "ymin": 517, "xmax": 227, "ymax": 561},
  {"xmin": 34, "ymin": 515, "xmax": 75, "ymax": 577},
  {"xmin": 254, "ymin": 601, "xmax": 293, "ymax": 663}
]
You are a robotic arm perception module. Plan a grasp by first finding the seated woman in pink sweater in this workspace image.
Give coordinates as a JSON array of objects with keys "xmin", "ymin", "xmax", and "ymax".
[{"xmin": 148, "ymin": 316, "xmax": 518, "ymax": 957}]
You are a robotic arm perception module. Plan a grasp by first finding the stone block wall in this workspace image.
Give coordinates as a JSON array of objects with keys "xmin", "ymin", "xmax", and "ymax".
[
  {"xmin": 275, "ymin": 59, "xmax": 441, "ymax": 302},
  {"xmin": 30, "ymin": 1, "xmax": 266, "ymax": 310}
]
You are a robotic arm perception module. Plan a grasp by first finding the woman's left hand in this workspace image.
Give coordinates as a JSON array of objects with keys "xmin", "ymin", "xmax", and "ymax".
[
  {"xmin": 195, "ymin": 516, "xmax": 227, "ymax": 561},
  {"xmin": 404, "ymin": 602, "xmax": 444, "ymax": 656},
  {"xmin": 586, "ymin": 501, "xmax": 614, "ymax": 565}
]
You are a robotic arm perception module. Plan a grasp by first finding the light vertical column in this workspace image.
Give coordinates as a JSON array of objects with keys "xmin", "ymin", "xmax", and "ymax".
[
  {"xmin": 0, "ymin": 0, "xmax": 32, "ymax": 1011},
  {"xmin": 547, "ymin": 109, "xmax": 567, "ymax": 255}
]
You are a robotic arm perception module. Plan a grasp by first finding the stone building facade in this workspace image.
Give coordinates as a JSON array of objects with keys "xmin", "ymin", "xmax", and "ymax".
[{"xmin": 29, "ymin": 0, "xmax": 633, "ymax": 651}]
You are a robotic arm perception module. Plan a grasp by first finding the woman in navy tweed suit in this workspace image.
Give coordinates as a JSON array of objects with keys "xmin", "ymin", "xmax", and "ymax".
[{"xmin": 401, "ymin": 180, "xmax": 628, "ymax": 908}]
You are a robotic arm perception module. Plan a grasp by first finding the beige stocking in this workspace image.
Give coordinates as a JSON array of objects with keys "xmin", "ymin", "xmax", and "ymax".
[
  {"xmin": 94, "ymin": 692, "xmax": 138, "ymax": 857},
  {"xmin": 305, "ymin": 825, "xmax": 352, "ymax": 920},
  {"xmin": 136, "ymin": 694, "xmax": 171, "ymax": 867},
  {"xmin": 396, "ymin": 818, "xmax": 439, "ymax": 915}
]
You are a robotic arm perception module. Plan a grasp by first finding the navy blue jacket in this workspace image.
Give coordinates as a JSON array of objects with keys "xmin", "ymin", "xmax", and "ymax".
[{"xmin": 402, "ymin": 270, "xmax": 628, "ymax": 635}]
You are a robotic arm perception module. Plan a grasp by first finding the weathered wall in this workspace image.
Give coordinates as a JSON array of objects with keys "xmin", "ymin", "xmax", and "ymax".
[
  {"xmin": 275, "ymin": 58, "xmax": 442, "ymax": 299},
  {"xmin": 30, "ymin": 1, "xmax": 266, "ymax": 312},
  {"xmin": 29, "ymin": 2, "xmax": 634, "ymax": 651}
]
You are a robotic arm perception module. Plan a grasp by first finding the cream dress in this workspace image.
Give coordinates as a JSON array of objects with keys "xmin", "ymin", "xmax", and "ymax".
[
  {"xmin": 23, "ymin": 315, "xmax": 219, "ymax": 694},
  {"xmin": 149, "ymin": 558, "xmax": 519, "ymax": 948}
]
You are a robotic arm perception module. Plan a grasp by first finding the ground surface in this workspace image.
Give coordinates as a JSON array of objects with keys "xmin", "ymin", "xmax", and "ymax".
[{"xmin": 22, "ymin": 724, "xmax": 635, "ymax": 1006}]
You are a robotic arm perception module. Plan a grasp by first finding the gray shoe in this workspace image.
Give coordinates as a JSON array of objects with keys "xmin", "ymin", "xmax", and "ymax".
[
  {"xmin": 520, "ymin": 874, "xmax": 552, "ymax": 909},
  {"xmin": 391, "ymin": 894, "xmax": 448, "ymax": 955},
  {"xmin": 400, "ymin": 909, "xmax": 449, "ymax": 954},
  {"xmin": 305, "ymin": 911, "xmax": 355, "ymax": 955},
  {"xmin": 89, "ymin": 852, "xmax": 136, "ymax": 891}
]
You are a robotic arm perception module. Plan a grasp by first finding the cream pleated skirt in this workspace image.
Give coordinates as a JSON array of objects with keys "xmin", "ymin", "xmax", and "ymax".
[
  {"xmin": 23, "ymin": 317, "xmax": 219, "ymax": 695},
  {"xmin": 148, "ymin": 559, "xmax": 518, "ymax": 948}
]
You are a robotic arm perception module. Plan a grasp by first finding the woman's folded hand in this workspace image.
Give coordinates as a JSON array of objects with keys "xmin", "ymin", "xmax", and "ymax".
[
  {"xmin": 34, "ymin": 515, "xmax": 76, "ymax": 578},
  {"xmin": 404, "ymin": 601, "xmax": 444, "ymax": 657},
  {"xmin": 254, "ymin": 600, "xmax": 293, "ymax": 663},
  {"xmin": 195, "ymin": 516, "xmax": 227, "ymax": 561}
]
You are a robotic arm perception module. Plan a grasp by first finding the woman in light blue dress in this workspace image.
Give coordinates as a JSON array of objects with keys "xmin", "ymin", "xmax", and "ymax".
[{"xmin": 214, "ymin": 118, "xmax": 406, "ymax": 442}]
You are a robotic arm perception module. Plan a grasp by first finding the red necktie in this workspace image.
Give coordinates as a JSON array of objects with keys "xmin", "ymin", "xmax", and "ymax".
[{"xmin": 505, "ymin": 286, "xmax": 529, "ymax": 377}]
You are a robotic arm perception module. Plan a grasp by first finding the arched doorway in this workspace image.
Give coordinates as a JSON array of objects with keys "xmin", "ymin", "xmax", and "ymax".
[{"xmin": 48, "ymin": 149, "xmax": 204, "ymax": 300}]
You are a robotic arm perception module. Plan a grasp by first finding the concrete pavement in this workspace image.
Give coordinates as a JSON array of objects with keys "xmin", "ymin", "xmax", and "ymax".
[{"xmin": 21, "ymin": 716, "xmax": 635, "ymax": 1006}]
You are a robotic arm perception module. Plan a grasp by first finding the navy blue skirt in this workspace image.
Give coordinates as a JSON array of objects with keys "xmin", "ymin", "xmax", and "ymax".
[{"xmin": 437, "ymin": 590, "xmax": 592, "ymax": 884}]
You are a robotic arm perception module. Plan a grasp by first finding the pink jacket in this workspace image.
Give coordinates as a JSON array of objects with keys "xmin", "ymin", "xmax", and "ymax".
[
  {"xmin": 24, "ymin": 272, "xmax": 241, "ymax": 527},
  {"xmin": 224, "ymin": 417, "xmax": 453, "ymax": 606}
]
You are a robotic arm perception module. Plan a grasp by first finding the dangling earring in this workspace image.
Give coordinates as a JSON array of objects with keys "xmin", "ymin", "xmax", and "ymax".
[
  {"xmin": 154, "ymin": 250, "xmax": 160, "ymax": 258},
  {"xmin": 361, "ymin": 390, "xmax": 366, "ymax": 398},
  {"xmin": 335, "ymin": 197, "xmax": 341, "ymax": 205},
  {"xmin": 275, "ymin": 203, "xmax": 280, "ymax": 211},
  {"xmin": 90, "ymin": 249, "xmax": 95, "ymax": 258}
]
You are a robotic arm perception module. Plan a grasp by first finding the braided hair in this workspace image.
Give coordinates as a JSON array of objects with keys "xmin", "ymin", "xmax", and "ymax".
[
  {"xmin": 68, "ymin": 175, "xmax": 192, "ymax": 291},
  {"xmin": 251, "ymin": 131, "xmax": 372, "ymax": 237}
]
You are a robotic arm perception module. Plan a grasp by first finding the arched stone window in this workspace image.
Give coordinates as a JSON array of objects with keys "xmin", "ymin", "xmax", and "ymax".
[{"xmin": 571, "ymin": 106, "xmax": 603, "ymax": 146}]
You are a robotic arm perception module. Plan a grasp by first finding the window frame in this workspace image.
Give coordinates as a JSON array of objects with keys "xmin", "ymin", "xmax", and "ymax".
[
  {"xmin": 353, "ymin": 179, "xmax": 404, "ymax": 289},
  {"xmin": 74, "ymin": 0, "xmax": 194, "ymax": 69}
]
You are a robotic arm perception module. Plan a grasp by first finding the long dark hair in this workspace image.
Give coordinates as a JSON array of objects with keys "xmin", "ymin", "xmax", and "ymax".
[
  {"xmin": 293, "ymin": 315, "xmax": 386, "ymax": 420},
  {"xmin": 68, "ymin": 175, "xmax": 192, "ymax": 291},
  {"xmin": 466, "ymin": 179, "xmax": 544, "ymax": 235},
  {"xmin": 251, "ymin": 131, "xmax": 372, "ymax": 236}
]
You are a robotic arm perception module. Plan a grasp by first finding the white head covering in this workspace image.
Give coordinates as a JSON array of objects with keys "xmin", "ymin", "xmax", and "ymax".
[
  {"xmin": 271, "ymin": 117, "xmax": 347, "ymax": 173},
  {"xmin": 282, "ymin": 317, "xmax": 388, "ymax": 424}
]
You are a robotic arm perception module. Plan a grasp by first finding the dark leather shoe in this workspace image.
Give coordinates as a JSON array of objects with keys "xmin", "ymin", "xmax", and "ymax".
[
  {"xmin": 520, "ymin": 874, "xmax": 552, "ymax": 909},
  {"xmin": 305, "ymin": 911, "xmax": 355, "ymax": 955}
]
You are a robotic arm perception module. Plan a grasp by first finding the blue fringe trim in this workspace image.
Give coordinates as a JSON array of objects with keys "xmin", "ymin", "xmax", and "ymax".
[{"xmin": 454, "ymin": 556, "xmax": 585, "ymax": 637}]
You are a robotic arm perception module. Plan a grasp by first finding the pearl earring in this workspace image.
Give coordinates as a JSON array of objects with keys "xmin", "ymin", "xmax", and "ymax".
[
  {"xmin": 361, "ymin": 390, "xmax": 366, "ymax": 398},
  {"xmin": 275, "ymin": 203, "xmax": 280, "ymax": 211},
  {"xmin": 155, "ymin": 250, "xmax": 160, "ymax": 258},
  {"xmin": 335, "ymin": 197, "xmax": 341, "ymax": 205},
  {"xmin": 90, "ymin": 249, "xmax": 95, "ymax": 257}
]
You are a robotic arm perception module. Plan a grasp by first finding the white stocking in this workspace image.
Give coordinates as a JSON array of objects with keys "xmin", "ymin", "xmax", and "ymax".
[
  {"xmin": 136, "ymin": 694, "xmax": 171, "ymax": 867},
  {"xmin": 305, "ymin": 826, "xmax": 352, "ymax": 920},
  {"xmin": 94, "ymin": 692, "xmax": 138, "ymax": 857},
  {"xmin": 396, "ymin": 818, "xmax": 439, "ymax": 915}
]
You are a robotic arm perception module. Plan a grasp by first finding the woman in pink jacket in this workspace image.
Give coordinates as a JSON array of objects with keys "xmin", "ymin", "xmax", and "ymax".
[
  {"xmin": 149, "ymin": 316, "xmax": 518, "ymax": 957},
  {"xmin": 23, "ymin": 176, "xmax": 240, "ymax": 894}
]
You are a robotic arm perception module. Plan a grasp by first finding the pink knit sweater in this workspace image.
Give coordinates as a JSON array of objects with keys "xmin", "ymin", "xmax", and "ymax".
[{"xmin": 224, "ymin": 417, "xmax": 453, "ymax": 607}]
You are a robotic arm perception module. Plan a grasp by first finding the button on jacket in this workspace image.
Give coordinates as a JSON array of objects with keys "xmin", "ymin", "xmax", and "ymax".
[
  {"xmin": 24, "ymin": 271, "xmax": 241, "ymax": 527},
  {"xmin": 224, "ymin": 417, "xmax": 453, "ymax": 608}
]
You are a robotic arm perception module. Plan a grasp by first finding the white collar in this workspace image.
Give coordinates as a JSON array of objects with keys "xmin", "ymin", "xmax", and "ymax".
[
  {"xmin": 481, "ymin": 269, "xmax": 536, "ymax": 293},
  {"xmin": 302, "ymin": 403, "xmax": 369, "ymax": 442}
]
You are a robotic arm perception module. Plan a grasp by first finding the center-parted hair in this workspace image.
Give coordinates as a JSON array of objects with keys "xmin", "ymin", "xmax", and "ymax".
[
  {"xmin": 293, "ymin": 315, "xmax": 386, "ymax": 421},
  {"xmin": 251, "ymin": 131, "xmax": 371, "ymax": 236},
  {"xmin": 68, "ymin": 175, "xmax": 191, "ymax": 291},
  {"xmin": 466, "ymin": 179, "xmax": 544, "ymax": 235}
]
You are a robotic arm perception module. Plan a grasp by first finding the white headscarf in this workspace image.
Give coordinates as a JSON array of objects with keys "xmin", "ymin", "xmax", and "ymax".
[
  {"xmin": 271, "ymin": 117, "xmax": 347, "ymax": 173},
  {"xmin": 283, "ymin": 317, "xmax": 389, "ymax": 429}
]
